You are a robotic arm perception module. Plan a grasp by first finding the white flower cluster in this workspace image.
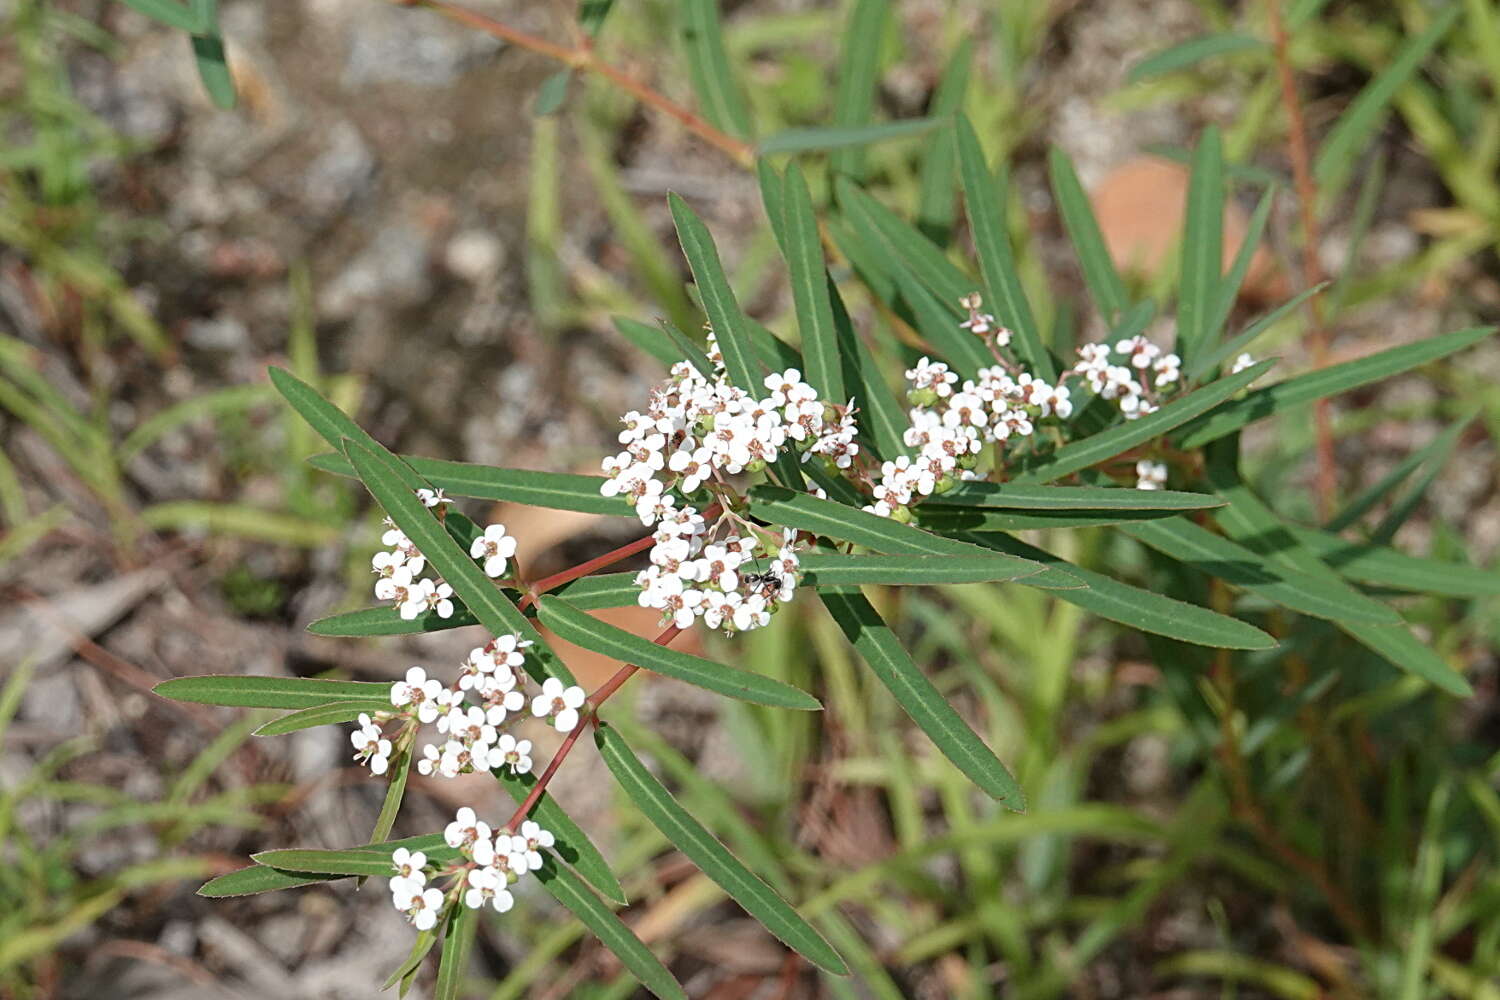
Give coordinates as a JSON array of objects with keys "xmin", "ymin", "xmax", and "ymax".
[
  {"xmin": 1070, "ymin": 335, "xmax": 1179, "ymax": 421},
  {"xmin": 386, "ymin": 811, "xmax": 556, "ymax": 929},
  {"xmin": 1135, "ymin": 459, "xmax": 1168, "ymax": 491},
  {"xmin": 863, "ymin": 356, "xmax": 1072, "ymax": 518},
  {"xmin": 598, "ymin": 343, "xmax": 845, "ymax": 632},
  {"xmin": 371, "ymin": 511, "xmax": 518, "ymax": 620}
]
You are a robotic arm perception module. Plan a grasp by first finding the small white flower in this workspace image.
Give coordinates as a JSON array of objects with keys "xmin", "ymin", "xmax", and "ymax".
[
  {"xmin": 1231, "ymin": 352, "xmax": 1256, "ymax": 374},
  {"xmin": 351, "ymin": 713, "xmax": 392, "ymax": 775},
  {"xmin": 390, "ymin": 848, "xmax": 428, "ymax": 897},
  {"xmin": 375, "ymin": 566, "xmax": 414, "ymax": 603},
  {"xmin": 445, "ymin": 806, "xmax": 492, "ymax": 853},
  {"xmin": 517, "ymin": 820, "xmax": 555, "ymax": 871},
  {"xmin": 415, "ymin": 488, "xmax": 452, "ymax": 508},
  {"xmin": 489, "ymin": 733, "xmax": 533, "ymax": 774},
  {"xmin": 531, "ymin": 677, "xmax": 587, "ymax": 733},
  {"xmin": 416, "ymin": 741, "xmax": 441, "ymax": 776},
  {"xmin": 397, "ymin": 886, "xmax": 445, "ymax": 930},
  {"xmin": 1135, "ymin": 459, "xmax": 1168, "ymax": 491},
  {"xmin": 470, "ymin": 524, "xmax": 518, "ymax": 578},
  {"xmin": 391, "ymin": 666, "xmax": 445, "ymax": 723}
]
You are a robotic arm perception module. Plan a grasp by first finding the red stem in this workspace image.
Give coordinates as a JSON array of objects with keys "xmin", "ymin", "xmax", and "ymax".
[{"xmin": 502, "ymin": 625, "xmax": 683, "ymax": 830}]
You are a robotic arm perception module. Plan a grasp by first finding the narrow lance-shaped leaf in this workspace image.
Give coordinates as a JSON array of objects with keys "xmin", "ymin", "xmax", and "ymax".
[
  {"xmin": 492, "ymin": 766, "xmax": 628, "ymax": 905},
  {"xmin": 198, "ymin": 866, "xmax": 343, "ymax": 898},
  {"xmin": 254, "ymin": 837, "xmax": 457, "ymax": 877},
  {"xmin": 927, "ymin": 483, "xmax": 1223, "ymax": 510},
  {"xmin": 268, "ymin": 367, "xmax": 425, "ymax": 490},
  {"xmin": 254, "ymin": 700, "xmax": 383, "ymax": 737},
  {"xmin": 595, "ymin": 724, "xmax": 849, "ymax": 974},
  {"xmin": 679, "ymin": 0, "xmax": 754, "ymax": 140},
  {"xmin": 798, "ymin": 552, "xmax": 1042, "ymax": 586},
  {"xmin": 916, "ymin": 38, "xmax": 973, "ymax": 242},
  {"xmin": 827, "ymin": 0, "xmax": 890, "ymax": 181},
  {"xmin": 368, "ymin": 742, "xmax": 412, "ymax": 846},
  {"xmin": 341, "ymin": 438, "xmax": 577, "ymax": 687},
  {"xmin": 1177, "ymin": 126, "xmax": 1224, "ymax": 363},
  {"xmin": 834, "ymin": 177, "xmax": 972, "ymax": 305},
  {"xmin": 958, "ymin": 532, "xmax": 1278, "ymax": 650},
  {"xmin": 534, "ymin": 856, "xmax": 687, "ymax": 1000},
  {"xmin": 779, "ymin": 162, "xmax": 844, "ymax": 402},
  {"xmin": 1048, "ymin": 147, "xmax": 1128, "ymax": 323},
  {"xmin": 915, "ymin": 506, "xmax": 1202, "ymax": 532},
  {"xmin": 1186, "ymin": 282, "xmax": 1325, "ymax": 382},
  {"xmin": 612, "ymin": 316, "xmax": 683, "ymax": 369},
  {"xmin": 307, "ymin": 451, "xmax": 629, "ymax": 516},
  {"xmin": 889, "ymin": 264, "xmax": 995, "ymax": 375},
  {"xmin": 1208, "ymin": 184, "xmax": 1275, "ymax": 341},
  {"xmin": 954, "ymin": 114, "xmax": 1051, "ymax": 378},
  {"xmin": 1127, "ymin": 33, "xmax": 1267, "ymax": 83},
  {"xmin": 155, "ymin": 674, "xmax": 391, "ymax": 710},
  {"xmin": 829, "ymin": 276, "xmax": 907, "ymax": 460},
  {"xmin": 1326, "ymin": 416, "xmax": 1472, "ymax": 531},
  {"xmin": 758, "ymin": 119, "xmax": 937, "ymax": 155},
  {"xmin": 1287, "ymin": 525, "xmax": 1500, "ymax": 598},
  {"xmin": 1013, "ymin": 359, "xmax": 1274, "ymax": 484},
  {"xmin": 819, "ymin": 588, "xmax": 1026, "ymax": 809},
  {"xmin": 434, "ymin": 905, "xmax": 477, "ymax": 1000},
  {"xmin": 538, "ymin": 597, "xmax": 822, "ymax": 711},
  {"xmin": 670, "ymin": 194, "xmax": 764, "ymax": 399},
  {"xmin": 1175, "ymin": 327, "xmax": 1494, "ymax": 449}
]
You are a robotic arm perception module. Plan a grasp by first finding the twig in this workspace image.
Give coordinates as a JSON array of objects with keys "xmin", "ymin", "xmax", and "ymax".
[
  {"xmin": 1268, "ymin": 0, "xmax": 1337, "ymax": 517},
  {"xmin": 411, "ymin": 0, "xmax": 755, "ymax": 168}
]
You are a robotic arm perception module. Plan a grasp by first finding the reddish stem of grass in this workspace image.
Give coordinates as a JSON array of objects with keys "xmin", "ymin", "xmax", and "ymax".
[{"xmin": 503, "ymin": 625, "xmax": 682, "ymax": 830}]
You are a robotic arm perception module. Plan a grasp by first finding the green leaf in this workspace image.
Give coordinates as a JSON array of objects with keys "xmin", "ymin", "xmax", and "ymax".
[
  {"xmin": 670, "ymin": 193, "xmax": 761, "ymax": 394},
  {"xmin": 493, "ymin": 767, "xmax": 627, "ymax": 905},
  {"xmin": 926, "ymin": 483, "xmax": 1223, "ymax": 510},
  {"xmin": 253, "ymin": 841, "xmax": 457, "ymax": 878},
  {"xmin": 1208, "ymin": 185, "xmax": 1276, "ymax": 341},
  {"xmin": 1185, "ymin": 282, "xmax": 1324, "ymax": 382},
  {"xmin": 954, "ymin": 115, "xmax": 1050, "ymax": 378},
  {"xmin": 306, "ymin": 452, "xmax": 629, "ymax": 516},
  {"xmin": 191, "ymin": 31, "xmax": 236, "ymax": 110},
  {"xmin": 533, "ymin": 70, "xmax": 572, "ymax": 116},
  {"xmin": 1014, "ymin": 359, "xmax": 1274, "ymax": 483},
  {"xmin": 197, "ymin": 865, "xmax": 342, "ymax": 897},
  {"xmin": 1313, "ymin": 4, "xmax": 1460, "ymax": 201},
  {"xmin": 118, "ymin": 0, "xmax": 199, "ymax": 31},
  {"xmin": 154, "ymin": 674, "xmax": 390, "ymax": 710},
  {"xmin": 747, "ymin": 485, "xmax": 1046, "ymax": 575},
  {"xmin": 434, "ymin": 904, "xmax": 477, "ymax": 1000},
  {"xmin": 916, "ymin": 39, "xmax": 973, "ymax": 242},
  {"xmin": 680, "ymin": 0, "xmax": 754, "ymax": 140},
  {"xmin": 1117, "ymin": 517, "xmax": 1402, "ymax": 625},
  {"xmin": 612, "ymin": 316, "xmax": 683, "ymax": 369},
  {"xmin": 539, "ymin": 597, "xmax": 821, "ymax": 710},
  {"xmin": 1288, "ymin": 526, "xmax": 1500, "ymax": 598},
  {"xmin": 533, "ymin": 858, "xmax": 686, "ymax": 1000},
  {"xmin": 778, "ymin": 163, "xmax": 843, "ymax": 402},
  {"xmin": 340, "ymin": 438, "xmax": 576, "ymax": 687},
  {"xmin": 827, "ymin": 0, "xmax": 891, "ymax": 180},
  {"xmin": 1175, "ymin": 328, "xmax": 1494, "ymax": 449},
  {"xmin": 1204, "ymin": 452, "xmax": 1472, "ymax": 695},
  {"xmin": 253, "ymin": 700, "xmax": 382, "ymax": 737},
  {"xmin": 829, "ymin": 277, "xmax": 907, "ymax": 459},
  {"xmin": 818, "ymin": 588, "xmax": 1025, "ymax": 808},
  {"xmin": 368, "ymin": 743, "xmax": 412, "ymax": 846},
  {"xmin": 1048, "ymin": 147, "xmax": 1127, "ymax": 323},
  {"xmin": 595, "ymin": 724, "xmax": 848, "ymax": 973},
  {"xmin": 798, "ymin": 552, "xmax": 1043, "ymax": 586},
  {"xmin": 1126, "ymin": 33, "xmax": 1267, "ymax": 83},
  {"xmin": 958, "ymin": 532, "xmax": 1278, "ymax": 650},
  {"xmin": 1177, "ymin": 126, "xmax": 1224, "ymax": 363},
  {"xmin": 887, "ymin": 265, "xmax": 995, "ymax": 375},
  {"xmin": 759, "ymin": 119, "xmax": 937, "ymax": 156},
  {"xmin": 269, "ymin": 367, "xmax": 423, "ymax": 490},
  {"xmin": 834, "ymin": 176, "xmax": 972, "ymax": 305},
  {"xmin": 914, "ymin": 506, "xmax": 1198, "ymax": 532},
  {"xmin": 384, "ymin": 928, "xmax": 441, "ymax": 993}
]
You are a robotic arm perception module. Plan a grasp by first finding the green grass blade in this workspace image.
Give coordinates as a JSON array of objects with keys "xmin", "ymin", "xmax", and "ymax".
[
  {"xmin": 1177, "ymin": 126, "xmax": 1224, "ymax": 363},
  {"xmin": 680, "ymin": 0, "xmax": 754, "ymax": 139},
  {"xmin": 818, "ymin": 588, "xmax": 1025, "ymax": 809},
  {"xmin": 341, "ymin": 438, "xmax": 576, "ymax": 686},
  {"xmin": 1048, "ymin": 147, "xmax": 1127, "ymax": 323},
  {"xmin": 1118, "ymin": 517, "xmax": 1402, "ymax": 624},
  {"xmin": 916, "ymin": 38, "xmax": 973, "ymax": 242},
  {"xmin": 307, "ymin": 452, "xmax": 629, "ymax": 516},
  {"xmin": 779, "ymin": 162, "xmax": 843, "ymax": 401},
  {"xmin": 1127, "ymin": 33, "xmax": 1267, "ymax": 83},
  {"xmin": 494, "ymin": 767, "xmax": 627, "ymax": 905},
  {"xmin": 595, "ymin": 724, "xmax": 848, "ymax": 972},
  {"xmin": 959, "ymin": 532, "xmax": 1277, "ymax": 649},
  {"xmin": 928, "ymin": 483, "xmax": 1222, "ymax": 510},
  {"xmin": 954, "ymin": 115, "xmax": 1049, "ymax": 378},
  {"xmin": 1014, "ymin": 359, "xmax": 1274, "ymax": 483},
  {"xmin": 253, "ymin": 700, "xmax": 381, "ymax": 737},
  {"xmin": 670, "ymin": 193, "xmax": 761, "ymax": 393},
  {"xmin": 118, "ymin": 0, "xmax": 198, "ymax": 30},
  {"xmin": 1176, "ymin": 328, "xmax": 1494, "ymax": 449},
  {"xmin": 799, "ymin": 552, "xmax": 1042, "ymax": 586},
  {"xmin": 533, "ymin": 857, "xmax": 687, "ymax": 1000},
  {"xmin": 1313, "ymin": 4, "xmax": 1460, "ymax": 202},
  {"xmin": 538, "ymin": 596, "xmax": 822, "ymax": 710},
  {"xmin": 154, "ymin": 674, "xmax": 390, "ymax": 710},
  {"xmin": 827, "ymin": 0, "xmax": 890, "ymax": 180}
]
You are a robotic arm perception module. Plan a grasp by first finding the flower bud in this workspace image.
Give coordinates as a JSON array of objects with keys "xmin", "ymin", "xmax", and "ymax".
[
  {"xmin": 957, "ymin": 453, "xmax": 980, "ymax": 471},
  {"xmin": 889, "ymin": 505, "xmax": 913, "ymax": 523},
  {"xmin": 934, "ymin": 475, "xmax": 956, "ymax": 494},
  {"xmin": 745, "ymin": 458, "xmax": 767, "ymax": 474},
  {"xmin": 907, "ymin": 388, "xmax": 939, "ymax": 408}
]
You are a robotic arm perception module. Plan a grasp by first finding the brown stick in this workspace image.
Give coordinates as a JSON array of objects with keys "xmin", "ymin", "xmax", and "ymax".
[
  {"xmin": 414, "ymin": 0, "xmax": 755, "ymax": 168},
  {"xmin": 1268, "ymin": 0, "xmax": 1337, "ymax": 517}
]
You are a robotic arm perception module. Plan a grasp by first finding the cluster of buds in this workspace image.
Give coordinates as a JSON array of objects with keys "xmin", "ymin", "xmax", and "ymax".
[
  {"xmin": 599, "ymin": 340, "xmax": 845, "ymax": 632},
  {"xmin": 387, "ymin": 810, "xmax": 556, "ymax": 929}
]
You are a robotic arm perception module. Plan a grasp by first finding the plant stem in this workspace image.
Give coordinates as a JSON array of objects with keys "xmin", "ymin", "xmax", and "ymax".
[
  {"xmin": 411, "ymin": 0, "xmax": 755, "ymax": 168},
  {"xmin": 1267, "ymin": 0, "xmax": 1337, "ymax": 518},
  {"xmin": 502, "ymin": 624, "xmax": 682, "ymax": 830}
]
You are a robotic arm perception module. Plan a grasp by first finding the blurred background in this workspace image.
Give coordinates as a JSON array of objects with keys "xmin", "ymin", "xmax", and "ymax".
[{"xmin": 2, "ymin": 0, "xmax": 1499, "ymax": 997}]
